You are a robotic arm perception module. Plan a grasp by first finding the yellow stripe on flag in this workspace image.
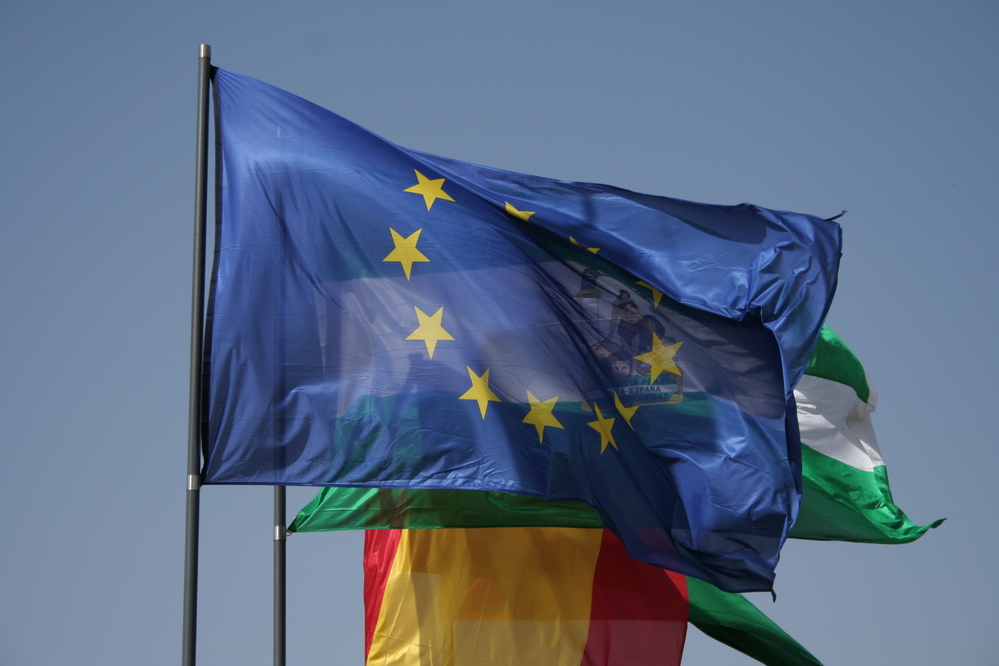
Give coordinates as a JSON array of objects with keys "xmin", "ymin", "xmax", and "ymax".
[{"xmin": 368, "ymin": 527, "xmax": 604, "ymax": 665}]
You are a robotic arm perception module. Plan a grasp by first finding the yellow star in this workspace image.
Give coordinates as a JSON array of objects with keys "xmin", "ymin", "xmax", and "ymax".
[
  {"xmin": 459, "ymin": 367, "xmax": 501, "ymax": 419},
  {"xmin": 505, "ymin": 202, "xmax": 535, "ymax": 221},
  {"xmin": 570, "ymin": 236, "xmax": 600, "ymax": 254},
  {"xmin": 404, "ymin": 170, "xmax": 455, "ymax": 210},
  {"xmin": 635, "ymin": 281, "xmax": 664, "ymax": 310},
  {"xmin": 613, "ymin": 392, "xmax": 639, "ymax": 430},
  {"xmin": 383, "ymin": 228, "xmax": 430, "ymax": 280},
  {"xmin": 522, "ymin": 391, "xmax": 564, "ymax": 443},
  {"xmin": 587, "ymin": 405, "xmax": 618, "ymax": 453},
  {"xmin": 633, "ymin": 333, "xmax": 683, "ymax": 384},
  {"xmin": 406, "ymin": 306, "xmax": 454, "ymax": 359}
]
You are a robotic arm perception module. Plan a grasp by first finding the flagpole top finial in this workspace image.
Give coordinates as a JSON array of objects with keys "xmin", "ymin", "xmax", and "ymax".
[{"xmin": 200, "ymin": 44, "xmax": 211, "ymax": 59}]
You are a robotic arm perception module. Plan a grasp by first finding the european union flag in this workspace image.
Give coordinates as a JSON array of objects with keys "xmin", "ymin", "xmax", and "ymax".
[{"xmin": 204, "ymin": 68, "xmax": 841, "ymax": 592}]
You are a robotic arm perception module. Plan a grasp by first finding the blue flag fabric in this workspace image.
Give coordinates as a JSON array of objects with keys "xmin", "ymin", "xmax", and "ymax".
[{"xmin": 204, "ymin": 68, "xmax": 842, "ymax": 592}]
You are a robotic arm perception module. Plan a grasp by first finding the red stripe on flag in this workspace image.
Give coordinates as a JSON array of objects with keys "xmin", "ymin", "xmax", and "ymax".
[
  {"xmin": 362, "ymin": 529, "xmax": 402, "ymax": 660},
  {"xmin": 582, "ymin": 530, "xmax": 688, "ymax": 665}
]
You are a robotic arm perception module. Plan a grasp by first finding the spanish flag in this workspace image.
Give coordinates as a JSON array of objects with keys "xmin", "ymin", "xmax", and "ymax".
[{"xmin": 364, "ymin": 527, "xmax": 822, "ymax": 665}]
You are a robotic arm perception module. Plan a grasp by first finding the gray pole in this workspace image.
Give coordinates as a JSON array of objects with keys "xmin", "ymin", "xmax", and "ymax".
[
  {"xmin": 183, "ymin": 43, "xmax": 212, "ymax": 666},
  {"xmin": 274, "ymin": 487, "xmax": 287, "ymax": 666}
]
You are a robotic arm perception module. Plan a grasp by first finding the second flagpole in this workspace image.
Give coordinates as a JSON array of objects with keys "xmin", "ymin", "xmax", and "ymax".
[{"xmin": 274, "ymin": 486, "xmax": 287, "ymax": 666}]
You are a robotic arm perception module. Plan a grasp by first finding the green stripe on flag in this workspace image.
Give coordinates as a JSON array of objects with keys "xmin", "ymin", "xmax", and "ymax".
[
  {"xmin": 687, "ymin": 577, "xmax": 823, "ymax": 666},
  {"xmin": 804, "ymin": 326, "xmax": 870, "ymax": 403},
  {"xmin": 791, "ymin": 444, "xmax": 943, "ymax": 543},
  {"xmin": 290, "ymin": 486, "xmax": 603, "ymax": 532}
]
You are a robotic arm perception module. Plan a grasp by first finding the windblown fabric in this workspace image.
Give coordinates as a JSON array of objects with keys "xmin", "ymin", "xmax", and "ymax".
[
  {"xmin": 291, "ymin": 327, "xmax": 939, "ymax": 544},
  {"xmin": 791, "ymin": 326, "xmax": 943, "ymax": 542},
  {"xmin": 205, "ymin": 68, "xmax": 841, "ymax": 591},
  {"xmin": 364, "ymin": 527, "xmax": 822, "ymax": 666}
]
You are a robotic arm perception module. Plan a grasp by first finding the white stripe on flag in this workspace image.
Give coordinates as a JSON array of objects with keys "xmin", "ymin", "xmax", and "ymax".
[{"xmin": 795, "ymin": 373, "xmax": 884, "ymax": 471}]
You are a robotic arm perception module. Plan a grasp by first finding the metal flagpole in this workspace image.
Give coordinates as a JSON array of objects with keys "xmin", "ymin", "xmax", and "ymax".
[
  {"xmin": 274, "ymin": 487, "xmax": 287, "ymax": 666},
  {"xmin": 183, "ymin": 43, "xmax": 212, "ymax": 666}
]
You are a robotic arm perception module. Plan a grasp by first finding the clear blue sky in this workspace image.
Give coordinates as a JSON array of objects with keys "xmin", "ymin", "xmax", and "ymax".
[{"xmin": 1, "ymin": 2, "xmax": 996, "ymax": 664}]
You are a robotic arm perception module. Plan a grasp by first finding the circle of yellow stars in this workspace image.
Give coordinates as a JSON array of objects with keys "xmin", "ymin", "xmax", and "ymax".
[{"xmin": 379, "ymin": 168, "xmax": 683, "ymax": 454}]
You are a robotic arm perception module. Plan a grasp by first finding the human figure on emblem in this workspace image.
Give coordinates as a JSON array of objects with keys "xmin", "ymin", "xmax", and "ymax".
[
  {"xmin": 608, "ymin": 290, "xmax": 635, "ymax": 340},
  {"xmin": 614, "ymin": 301, "xmax": 645, "ymax": 358}
]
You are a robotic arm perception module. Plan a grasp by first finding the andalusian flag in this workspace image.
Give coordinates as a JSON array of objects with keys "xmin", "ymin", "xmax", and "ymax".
[
  {"xmin": 291, "ymin": 326, "xmax": 941, "ymax": 544},
  {"xmin": 791, "ymin": 326, "xmax": 943, "ymax": 542},
  {"xmin": 364, "ymin": 527, "xmax": 822, "ymax": 666}
]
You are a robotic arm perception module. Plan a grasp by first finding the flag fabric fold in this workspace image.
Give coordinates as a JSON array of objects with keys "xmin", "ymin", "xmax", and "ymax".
[
  {"xmin": 790, "ymin": 326, "xmax": 943, "ymax": 542},
  {"xmin": 205, "ymin": 68, "xmax": 842, "ymax": 591},
  {"xmin": 291, "ymin": 326, "xmax": 940, "ymax": 544},
  {"xmin": 363, "ymin": 527, "xmax": 822, "ymax": 666},
  {"xmin": 685, "ymin": 577, "xmax": 822, "ymax": 665}
]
